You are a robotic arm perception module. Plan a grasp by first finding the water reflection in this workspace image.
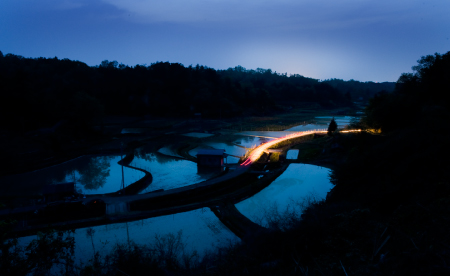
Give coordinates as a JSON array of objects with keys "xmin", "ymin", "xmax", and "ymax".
[
  {"xmin": 233, "ymin": 136, "xmax": 273, "ymax": 148},
  {"xmin": 67, "ymin": 156, "xmax": 145, "ymax": 195},
  {"xmin": 0, "ymin": 155, "xmax": 144, "ymax": 196},
  {"xmin": 131, "ymin": 152, "xmax": 221, "ymax": 193},
  {"xmin": 18, "ymin": 208, "xmax": 239, "ymax": 265},
  {"xmin": 76, "ymin": 156, "xmax": 111, "ymax": 190},
  {"xmin": 235, "ymin": 164, "xmax": 333, "ymax": 227},
  {"xmin": 204, "ymin": 142, "xmax": 247, "ymax": 156}
]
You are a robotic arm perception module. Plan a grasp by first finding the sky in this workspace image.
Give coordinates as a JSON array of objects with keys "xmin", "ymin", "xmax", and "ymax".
[{"xmin": 1, "ymin": 0, "xmax": 449, "ymax": 82}]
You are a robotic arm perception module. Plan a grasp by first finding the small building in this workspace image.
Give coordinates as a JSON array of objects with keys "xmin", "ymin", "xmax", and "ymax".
[{"xmin": 196, "ymin": 149, "xmax": 226, "ymax": 167}]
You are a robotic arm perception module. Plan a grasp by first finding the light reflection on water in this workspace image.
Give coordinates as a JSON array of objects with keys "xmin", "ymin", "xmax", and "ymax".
[
  {"xmin": 18, "ymin": 208, "xmax": 239, "ymax": 265},
  {"xmin": 235, "ymin": 164, "xmax": 333, "ymax": 228}
]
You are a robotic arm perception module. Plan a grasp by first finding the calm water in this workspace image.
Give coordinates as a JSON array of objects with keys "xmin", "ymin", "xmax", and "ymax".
[
  {"xmin": 233, "ymin": 135, "xmax": 275, "ymax": 148},
  {"xmin": 18, "ymin": 207, "xmax": 239, "ymax": 265},
  {"xmin": 68, "ymin": 156, "xmax": 145, "ymax": 195},
  {"xmin": 0, "ymin": 155, "xmax": 145, "ymax": 196},
  {"xmin": 235, "ymin": 164, "xmax": 333, "ymax": 228},
  {"xmin": 131, "ymin": 152, "xmax": 221, "ymax": 193}
]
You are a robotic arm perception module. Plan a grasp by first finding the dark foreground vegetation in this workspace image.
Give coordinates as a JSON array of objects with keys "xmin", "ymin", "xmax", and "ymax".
[{"xmin": 1, "ymin": 51, "xmax": 447, "ymax": 275}]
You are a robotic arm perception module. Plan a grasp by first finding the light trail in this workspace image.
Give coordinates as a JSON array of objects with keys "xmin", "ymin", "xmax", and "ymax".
[{"xmin": 240, "ymin": 129, "xmax": 361, "ymax": 166}]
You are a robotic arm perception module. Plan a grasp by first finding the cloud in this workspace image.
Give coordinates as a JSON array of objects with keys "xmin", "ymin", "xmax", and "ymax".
[{"xmin": 97, "ymin": 0, "xmax": 436, "ymax": 31}]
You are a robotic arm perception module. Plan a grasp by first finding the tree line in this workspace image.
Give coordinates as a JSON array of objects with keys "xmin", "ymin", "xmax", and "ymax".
[
  {"xmin": 0, "ymin": 51, "xmax": 393, "ymax": 133},
  {"xmin": 326, "ymin": 51, "xmax": 450, "ymax": 273}
]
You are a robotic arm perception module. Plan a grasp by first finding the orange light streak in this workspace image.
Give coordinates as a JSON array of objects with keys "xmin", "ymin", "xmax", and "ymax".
[{"xmin": 240, "ymin": 129, "xmax": 361, "ymax": 167}]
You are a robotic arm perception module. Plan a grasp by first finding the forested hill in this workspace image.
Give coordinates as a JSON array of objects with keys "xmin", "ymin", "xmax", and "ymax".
[
  {"xmin": 322, "ymin": 78, "xmax": 395, "ymax": 101},
  {"xmin": 0, "ymin": 51, "xmax": 393, "ymax": 132}
]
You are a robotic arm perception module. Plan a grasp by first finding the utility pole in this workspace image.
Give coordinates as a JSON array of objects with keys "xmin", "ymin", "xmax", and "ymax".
[{"xmin": 121, "ymin": 142, "xmax": 125, "ymax": 190}]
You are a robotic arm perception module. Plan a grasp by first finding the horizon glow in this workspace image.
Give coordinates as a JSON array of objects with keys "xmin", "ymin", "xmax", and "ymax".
[{"xmin": 1, "ymin": 0, "xmax": 449, "ymax": 82}]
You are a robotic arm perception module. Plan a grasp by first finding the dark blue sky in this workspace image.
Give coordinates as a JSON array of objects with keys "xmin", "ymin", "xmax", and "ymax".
[{"xmin": 1, "ymin": 0, "xmax": 449, "ymax": 82}]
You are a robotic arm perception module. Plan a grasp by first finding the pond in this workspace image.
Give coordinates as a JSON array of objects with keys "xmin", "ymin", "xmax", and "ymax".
[
  {"xmin": 0, "ymin": 155, "xmax": 145, "ymax": 196},
  {"xmin": 131, "ymin": 152, "xmax": 222, "ymax": 193},
  {"xmin": 18, "ymin": 207, "xmax": 239, "ymax": 266},
  {"xmin": 235, "ymin": 164, "xmax": 333, "ymax": 228}
]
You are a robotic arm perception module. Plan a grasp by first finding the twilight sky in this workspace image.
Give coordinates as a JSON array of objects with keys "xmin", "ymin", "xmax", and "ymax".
[{"xmin": 1, "ymin": 0, "xmax": 449, "ymax": 82}]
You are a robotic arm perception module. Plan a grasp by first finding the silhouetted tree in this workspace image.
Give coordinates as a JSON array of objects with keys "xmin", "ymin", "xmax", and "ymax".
[
  {"xmin": 327, "ymin": 117, "xmax": 337, "ymax": 136},
  {"xmin": 363, "ymin": 51, "xmax": 450, "ymax": 132}
]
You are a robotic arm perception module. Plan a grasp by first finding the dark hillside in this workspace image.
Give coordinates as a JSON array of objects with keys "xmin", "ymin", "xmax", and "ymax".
[
  {"xmin": 318, "ymin": 51, "xmax": 450, "ymax": 274},
  {"xmin": 323, "ymin": 78, "xmax": 395, "ymax": 101},
  {"xmin": 0, "ymin": 52, "xmax": 392, "ymax": 134}
]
